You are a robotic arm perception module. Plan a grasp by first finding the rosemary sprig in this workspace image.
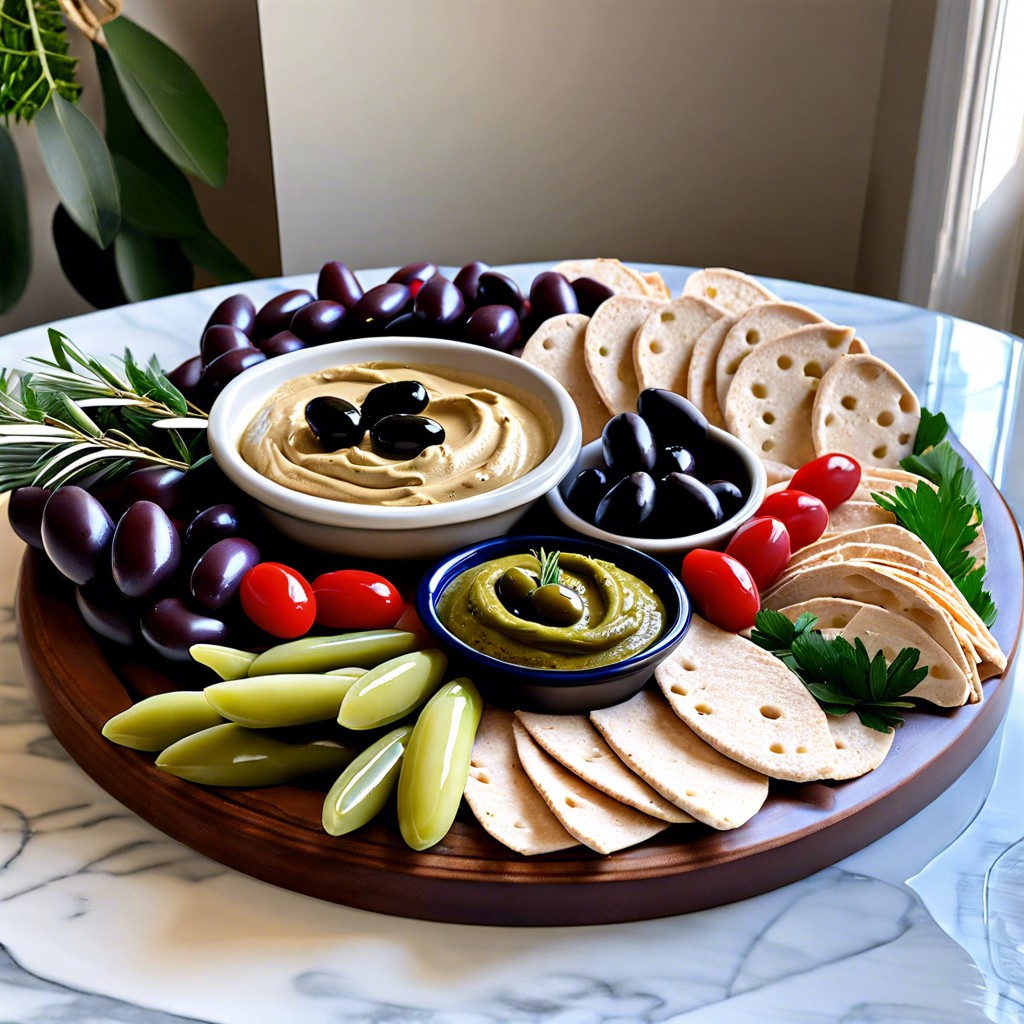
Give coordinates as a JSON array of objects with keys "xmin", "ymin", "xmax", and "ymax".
[{"xmin": 531, "ymin": 548, "xmax": 561, "ymax": 588}]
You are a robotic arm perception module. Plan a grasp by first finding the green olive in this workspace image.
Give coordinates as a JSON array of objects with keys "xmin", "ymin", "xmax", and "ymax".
[
  {"xmin": 530, "ymin": 583, "xmax": 585, "ymax": 626},
  {"xmin": 337, "ymin": 650, "xmax": 448, "ymax": 730},
  {"xmin": 322, "ymin": 725, "xmax": 413, "ymax": 836},
  {"xmin": 496, "ymin": 567, "xmax": 539, "ymax": 614},
  {"xmin": 189, "ymin": 644, "xmax": 257, "ymax": 680},
  {"xmin": 247, "ymin": 630, "xmax": 419, "ymax": 676},
  {"xmin": 102, "ymin": 691, "xmax": 225, "ymax": 751},
  {"xmin": 204, "ymin": 673, "xmax": 362, "ymax": 728}
]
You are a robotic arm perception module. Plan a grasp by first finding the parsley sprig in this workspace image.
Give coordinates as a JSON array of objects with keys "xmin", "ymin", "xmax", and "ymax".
[{"xmin": 750, "ymin": 610, "xmax": 927, "ymax": 733}]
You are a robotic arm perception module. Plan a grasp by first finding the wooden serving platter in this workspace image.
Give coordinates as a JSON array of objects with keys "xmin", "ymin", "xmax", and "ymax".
[{"xmin": 17, "ymin": 453, "xmax": 1023, "ymax": 927}]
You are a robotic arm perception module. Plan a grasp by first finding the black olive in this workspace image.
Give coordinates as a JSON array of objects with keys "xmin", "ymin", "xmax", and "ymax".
[
  {"xmin": 359, "ymin": 380, "xmax": 430, "ymax": 428},
  {"xmin": 593, "ymin": 472, "xmax": 657, "ymax": 535},
  {"xmin": 530, "ymin": 583, "xmax": 584, "ymax": 626},
  {"xmin": 496, "ymin": 567, "xmax": 539, "ymax": 617},
  {"xmin": 304, "ymin": 396, "xmax": 364, "ymax": 450},
  {"xmin": 637, "ymin": 389, "xmax": 709, "ymax": 450},
  {"xmin": 657, "ymin": 444, "xmax": 696, "ymax": 477},
  {"xmin": 601, "ymin": 413, "xmax": 657, "ymax": 476},
  {"xmin": 370, "ymin": 414, "xmax": 445, "ymax": 458},
  {"xmin": 707, "ymin": 479, "xmax": 746, "ymax": 518},
  {"xmin": 653, "ymin": 472, "xmax": 723, "ymax": 536},
  {"xmin": 694, "ymin": 438, "xmax": 751, "ymax": 491},
  {"xmin": 564, "ymin": 467, "xmax": 608, "ymax": 522}
]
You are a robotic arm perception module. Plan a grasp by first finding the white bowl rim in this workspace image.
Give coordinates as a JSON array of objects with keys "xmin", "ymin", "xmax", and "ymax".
[
  {"xmin": 545, "ymin": 425, "xmax": 768, "ymax": 553},
  {"xmin": 207, "ymin": 337, "xmax": 583, "ymax": 530}
]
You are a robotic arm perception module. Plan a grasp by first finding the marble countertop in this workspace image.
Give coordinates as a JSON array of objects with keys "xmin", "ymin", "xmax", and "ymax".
[{"xmin": 1, "ymin": 266, "xmax": 1022, "ymax": 1024}]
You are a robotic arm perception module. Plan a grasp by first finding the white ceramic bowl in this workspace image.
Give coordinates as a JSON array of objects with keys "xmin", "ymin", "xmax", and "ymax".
[
  {"xmin": 207, "ymin": 338, "xmax": 582, "ymax": 559},
  {"xmin": 546, "ymin": 426, "xmax": 768, "ymax": 557}
]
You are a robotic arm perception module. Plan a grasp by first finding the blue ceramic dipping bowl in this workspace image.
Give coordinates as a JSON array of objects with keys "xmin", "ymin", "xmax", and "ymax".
[{"xmin": 416, "ymin": 534, "xmax": 691, "ymax": 714}]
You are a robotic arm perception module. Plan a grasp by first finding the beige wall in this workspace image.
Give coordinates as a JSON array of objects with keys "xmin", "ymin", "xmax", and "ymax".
[{"xmin": 0, "ymin": 0, "xmax": 278, "ymax": 335}]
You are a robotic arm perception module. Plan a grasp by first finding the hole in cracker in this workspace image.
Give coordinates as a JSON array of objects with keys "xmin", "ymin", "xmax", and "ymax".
[
  {"xmin": 598, "ymin": 346, "xmax": 609, "ymax": 357},
  {"xmin": 899, "ymin": 432, "xmax": 910, "ymax": 445},
  {"xmin": 752, "ymin": 383, "xmax": 768, "ymax": 398},
  {"xmin": 694, "ymin": 703, "xmax": 713, "ymax": 715},
  {"xmin": 769, "ymin": 743, "xmax": 785, "ymax": 754},
  {"xmin": 760, "ymin": 705, "xmax": 782, "ymax": 720},
  {"xmin": 826, "ymin": 333, "xmax": 845, "ymax": 349},
  {"xmin": 877, "ymin": 410, "xmax": 895, "ymax": 427},
  {"xmin": 541, "ymin": 338, "xmax": 553, "ymax": 350},
  {"xmin": 583, "ymin": 747, "xmax": 604, "ymax": 762},
  {"xmin": 726, "ymin": 357, "xmax": 742, "ymax": 375},
  {"xmin": 513, "ymin": 822, "xmax": 525, "ymax": 829},
  {"xmin": 841, "ymin": 395, "xmax": 857, "ymax": 410},
  {"xmin": 803, "ymin": 361, "xmax": 823, "ymax": 378},
  {"xmin": 686, "ymin": 789, "xmax": 697, "ymax": 797},
  {"xmin": 707, "ymin": 286, "xmax": 718, "ymax": 298},
  {"xmin": 671, "ymin": 685, "xmax": 689, "ymax": 697},
  {"xmin": 777, "ymin": 355, "xmax": 793, "ymax": 370},
  {"xmin": 899, "ymin": 392, "xmax": 916, "ymax": 413},
  {"xmin": 824, "ymin": 412, "xmax": 835, "ymax": 426},
  {"xmin": 933, "ymin": 666, "xmax": 948, "ymax": 679},
  {"xmin": 857, "ymin": 362, "xmax": 881, "ymax": 382},
  {"xmin": 565, "ymin": 797, "xmax": 580, "ymax": 809},
  {"xmin": 835, "ymin": 741, "xmax": 847, "ymax": 750},
  {"xmin": 873, "ymin": 445, "xmax": 888, "ymax": 460},
  {"xmin": 682, "ymin": 659, "xmax": 697, "ymax": 671},
  {"xmin": 472, "ymin": 770, "xmax": 490, "ymax": 784},
  {"xmin": 762, "ymin": 411, "xmax": 775, "ymax": 425},
  {"xmin": 617, "ymin": 364, "xmax": 630, "ymax": 383},
  {"xmin": 762, "ymin": 440, "xmax": 774, "ymax": 452},
  {"xmin": 660, "ymin": 311, "xmax": 675, "ymax": 322},
  {"xmin": 745, "ymin": 329, "xmax": 760, "ymax": 346},
  {"xmin": 796, "ymin": 746, "xmax": 807, "ymax": 754},
  {"xmin": 470, "ymin": 759, "xmax": 480, "ymax": 768}
]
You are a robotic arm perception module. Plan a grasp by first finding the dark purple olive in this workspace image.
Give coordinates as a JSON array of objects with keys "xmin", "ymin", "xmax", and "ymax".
[
  {"xmin": 388, "ymin": 262, "xmax": 438, "ymax": 289},
  {"xmin": 258, "ymin": 330, "xmax": 306, "ymax": 358},
  {"xmin": 594, "ymin": 472, "xmax": 657, "ymax": 535},
  {"xmin": 694, "ymin": 439, "xmax": 751, "ymax": 493},
  {"xmin": 199, "ymin": 346, "xmax": 267, "ymax": 403},
  {"xmin": 654, "ymin": 473, "xmax": 723, "ymax": 536},
  {"xmin": 8, "ymin": 486, "xmax": 51, "ymax": 549},
  {"xmin": 317, "ymin": 262, "xmax": 363, "ymax": 308},
  {"xmin": 204, "ymin": 293, "xmax": 256, "ymax": 337},
  {"xmin": 413, "ymin": 277, "xmax": 466, "ymax": 327},
  {"xmin": 201, "ymin": 325, "xmax": 252, "ymax": 366},
  {"xmin": 462, "ymin": 305, "xmax": 521, "ymax": 352},
  {"xmin": 253, "ymin": 289, "xmax": 314, "ymax": 342},
  {"xmin": 184, "ymin": 504, "xmax": 242, "ymax": 552},
  {"xmin": 111, "ymin": 501, "xmax": 182, "ymax": 598},
  {"xmin": 571, "ymin": 276, "xmax": 615, "ymax": 316},
  {"xmin": 453, "ymin": 261, "xmax": 490, "ymax": 305},
  {"xmin": 564, "ymin": 468, "xmax": 607, "ymax": 523},
  {"xmin": 304, "ymin": 396, "xmax": 364, "ymax": 449},
  {"xmin": 289, "ymin": 299, "xmax": 347, "ymax": 344},
  {"xmin": 359, "ymin": 380, "xmax": 429, "ymax": 428},
  {"xmin": 529, "ymin": 272, "xmax": 579, "ymax": 321},
  {"xmin": 476, "ymin": 271, "xmax": 524, "ymax": 316},
  {"xmin": 707, "ymin": 479, "xmax": 746, "ymax": 518},
  {"xmin": 349, "ymin": 283, "xmax": 412, "ymax": 334},
  {"xmin": 76, "ymin": 584, "xmax": 137, "ymax": 646},
  {"xmin": 602, "ymin": 413, "xmax": 657, "ymax": 476},
  {"xmin": 190, "ymin": 537, "xmax": 260, "ymax": 611},
  {"xmin": 370, "ymin": 414, "xmax": 445, "ymax": 459},
  {"xmin": 122, "ymin": 466, "xmax": 186, "ymax": 513},
  {"xmin": 141, "ymin": 597, "xmax": 230, "ymax": 661},
  {"xmin": 657, "ymin": 445, "xmax": 697, "ymax": 477},
  {"xmin": 382, "ymin": 311, "xmax": 431, "ymax": 336},
  {"xmin": 41, "ymin": 486, "xmax": 115, "ymax": 586},
  {"xmin": 637, "ymin": 389, "xmax": 709, "ymax": 451},
  {"xmin": 166, "ymin": 355, "xmax": 203, "ymax": 398}
]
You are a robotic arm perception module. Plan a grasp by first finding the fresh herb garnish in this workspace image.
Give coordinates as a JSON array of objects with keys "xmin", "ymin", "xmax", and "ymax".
[
  {"xmin": 531, "ymin": 548, "xmax": 561, "ymax": 588},
  {"xmin": 750, "ymin": 609, "xmax": 927, "ymax": 732},
  {"xmin": 909, "ymin": 407, "xmax": 949, "ymax": 457}
]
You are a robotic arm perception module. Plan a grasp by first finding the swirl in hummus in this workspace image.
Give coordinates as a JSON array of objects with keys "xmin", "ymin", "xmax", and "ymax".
[{"xmin": 238, "ymin": 362, "xmax": 553, "ymax": 506}]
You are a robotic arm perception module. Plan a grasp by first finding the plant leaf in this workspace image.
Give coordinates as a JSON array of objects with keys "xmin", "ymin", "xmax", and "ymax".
[
  {"xmin": 0, "ymin": 124, "xmax": 31, "ymax": 313},
  {"xmin": 52, "ymin": 204, "xmax": 128, "ymax": 308},
  {"xmin": 113, "ymin": 227, "xmax": 194, "ymax": 301},
  {"xmin": 180, "ymin": 229, "xmax": 254, "ymax": 284},
  {"xmin": 35, "ymin": 94, "xmax": 120, "ymax": 248},
  {"xmin": 912, "ymin": 408, "xmax": 948, "ymax": 455},
  {"xmin": 104, "ymin": 16, "xmax": 228, "ymax": 188},
  {"xmin": 112, "ymin": 152, "xmax": 204, "ymax": 238}
]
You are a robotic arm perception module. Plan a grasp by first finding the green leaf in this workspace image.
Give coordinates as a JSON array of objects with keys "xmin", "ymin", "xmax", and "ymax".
[
  {"xmin": 955, "ymin": 565, "xmax": 997, "ymax": 628},
  {"xmin": 179, "ymin": 229, "xmax": 254, "ymax": 284},
  {"xmin": 912, "ymin": 408, "xmax": 948, "ymax": 455},
  {"xmin": 35, "ymin": 94, "xmax": 120, "ymax": 248},
  {"xmin": 0, "ymin": 124, "xmax": 31, "ymax": 313},
  {"xmin": 900, "ymin": 441, "xmax": 979, "ymax": 506},
  {"xmin": 52, "ymin": 203, "xmax": 127, "ymax": 308},
  {"xmin": 103, "ymin": 16, "xmax": 228, "ymax": 188},
  {"xmin": 112, "ymin": 153, "xmax": 204, "ymax": 238},
  {"xmin": 113, "ymin": 227, "xmax": 194, "ymax": 302},
  {"xmin": 868, "ymin": 650, "xmax": 888, "ymax": 702}
]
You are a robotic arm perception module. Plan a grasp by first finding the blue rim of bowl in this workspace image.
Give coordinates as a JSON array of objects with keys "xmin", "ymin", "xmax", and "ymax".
[{"xmin": 415, "ymin": 534, "xmax": 692, "ymax": 688}]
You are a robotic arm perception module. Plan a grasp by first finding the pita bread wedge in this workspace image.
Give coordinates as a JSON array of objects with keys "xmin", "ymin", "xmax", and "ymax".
[
  {"xmin": 723, "ymin": 325, "xmax": 865, "ymax": 468},
  {"xmin": 552, "ymin": 258, "xmax": 651, "ymax": 297},
  {"xmin": 633, "ymin": 296, "xmax": 725, "ymax": 394},
  {"xmin": 853, "ymin": 468, "xmax": 933, "ymax": 502},
  {"xmin": 521, "ymin": 312, "xmax": 608, "ymax": 442},
  {"xmin": 590, "ymin": 690, "xmax": 768, "ymax": 830},
  {"xmin": 583, "ymin": 295, "xmax": 665, "ymax": 415},
  {"xmin": 655, "ymin": 615, "xmax": 838, "ymax": 781},
  {"xmin": 812, "ymin": 353, "xmax": 921, "ymax": 468},
  {"xmin": 516, "ymin": 711, "xmax": 692, "ymax": 824},
  {"xmin": 463, "ymin": 709, "xmax": 579, "ymax": 855},
  {"xmin": 511, "ymin": 719, "xmax": 667, "ymax": 854},
  {"xmin": 685, "ymin": 314, "xmax": 737, "ymax": 428},
  {"xmin": 682, "ymin": 268, "xmax": 779, "ymax": 313},
  {"xmin": 774, "ymin": 597, "xmax": 870, "ymax": 632},
  {"xmin": 715, "ymin": 302, "xmax": 825, "ymax": 412},
  {"xmin": 641, "ymin": 270, "xmax": 672, "ymax": 300},
  {"xmin": 825, "ymin": 713, "xmax": 895, "ymax": 780},
  {"xmin": 824, "ymin": 500, "xmax": 896, "ymax": 535}
]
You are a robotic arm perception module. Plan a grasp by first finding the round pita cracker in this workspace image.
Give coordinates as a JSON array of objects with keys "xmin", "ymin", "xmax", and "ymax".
[
  {"xmin": 682, "ymin": 268, "xmax": 778, "ymax": 313},
  {"xmin": 685, "ymin": 314, "xmax": 737, "ymax": 428},
  {"xmin": 825, "ymin": 712, "xmax": 895, "ymax": 780},
  {"xmin": 552, "ymin": 258, "xmax": 651, "ymax": 296},
  {"xmin": 633, "ymin": 296, "xmax": 725, "ymax": 394}
]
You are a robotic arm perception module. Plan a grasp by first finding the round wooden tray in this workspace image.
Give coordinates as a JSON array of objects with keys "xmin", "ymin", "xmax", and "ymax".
[{"xmin": 17, "ymin": 454, "xmax": 1023, "ymax": 927}]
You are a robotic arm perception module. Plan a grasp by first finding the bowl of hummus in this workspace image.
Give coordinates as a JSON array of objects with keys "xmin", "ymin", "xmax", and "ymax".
[{"xmin": 206, "ymin": 338, "xmax": 583, "ymax": 559}]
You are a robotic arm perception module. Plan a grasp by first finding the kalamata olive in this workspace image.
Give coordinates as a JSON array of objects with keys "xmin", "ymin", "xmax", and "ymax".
[
  {"xmin": 75, "ymin": 583, "xmax": 137, "ymax": 646},
  {"xmin": 388, "ymin": 262, "xmax": 438, "ymax": 294},
  {"xmin": 359, "ymin": 380, "xmax": 429, "ymax": 427},
  {"xmin": 370, "ymin": 414, "xmax": 445, "ymax": 458},
  {"xmin": 453, "ymin": 260, "xmax": 490, "ymax": 305},
  {"xmin": 637, "ymin": 388, "xmax": 709, "ymax": 450},
  {"xmin": 122, "ymin": 466, "xmax": 186, "ymax": 512},
  {"xmin": 349, "ymin": 283, "xmax": 412, "ymax": 334},
  {"xmin": 253, "ymin": 289, "xmax": 314, "ymax": 342},
  {"xmin": 258, "ymin": 330, "xmax": 306, "ymax": 358},
  {"xmin": 594, "ymin": 472, "xmax": 657, "ymax": 534},
  {"xmin": 304, "ymin": 396, "xmax": 364, "ymax": 449},
  {"xmin": 8, "ymin": 486, "xmax": 51, "ymax": 549},
  {"xmin": 476, "ymin": 271, "xmax": 524, "ymax": 316},
  {"xmin": 111, "ymin": 500, "xmax": 182, "ymax": 598},
  {"xmin": 317, "ymin": 261, "xmax": 363, "ymax": 308},
  {"xmin": 602, "ymin": 413, "xmax": 657, "ymax": 476},
  {"xmin": 654, "ymin": 473, "xmax": 723, "ymax": 536},
  {"xmin": 191, "ymin": 537, "xmax": 260, "ymax": 610},
  {"xmin": 382, "ymin": 311, "xmax": 431, "ymax": 336},
  {"xmin": 707, "ymin": 479, "xmax": 746, "ymax": 518},
  {"xmin": 694, "ymin": 440, "xmax": 751, "ymax": 496},
  {"xmin": 571, "ymin": 276, "xmax": 615, "ymax": 316},
  {"xmin": 289, "ymin": 299, "xmax": 347, "ymax": 344},
  {"xmin": 184, "ymin": 503, "xmax": 242, "ymax": 552},
  {"xmin": 564, "ymin": 468, "xmax": 607, "ymax": 522},
  {"xmin": 199, "ymin": 346, "xmax": 267, "ymax": 403},
  {"xmin": 462, "ymin": 304, "xmax": 520, "ymax": 352},
  {"xmin": 657, "ymin": 445, "xmax": 697, "ymax": 477},
  {"xmin": 204, "ymin": 293, "xmax": 256, "ymax": 337},
  {"xmin": 41, "ymin": 486, "xmax": 114, "ymax": 585},
  {"xmin": 141, "ymin": 597, "xmax": 230, "ymax": 661},
  {"xmin": 529, "ymin": 272, "xmax": 579, "ymax": 321},
  {"xmin": 530, "ymin": 583, "xmax": 584, "ymax": 626},
  {"xmin": 413, "ymin": 277, "xmax": 466, "ymax": 327},
  {"xmin": 496, "ymin": 567, "xmax": 539, "ymax": 617},
  {"xmin": 201, "ymin": 324, "xmax": 251, "ymax": 366},
  {"xmin": 166, "ymin": 355, "xmax": 203, "ymax": 398}
]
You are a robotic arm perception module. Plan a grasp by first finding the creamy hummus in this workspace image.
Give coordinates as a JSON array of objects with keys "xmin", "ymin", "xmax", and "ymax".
[{"xmin": 239, "ymin": 363, "xmax": 553, "ymax": 505}]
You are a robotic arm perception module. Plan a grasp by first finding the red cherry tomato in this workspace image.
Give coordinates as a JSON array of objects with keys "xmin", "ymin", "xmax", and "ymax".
[
  {"xmin": 724, "ymin": 516, "xmax": 792, "ymax": 590},
  {"xmin": 311, "ymin": 569, "xmax": 404, "ymax": 629},
  {"xmin": 789, "ymin": 453, "xmax": 862, "ymax": 510},
  {"xmin": 680, "ymin": 549, "xmax": 760, "ymax": 632},
  {"xmin": 240, "ymin": 562, "xmax": 316, "ymax": 638},
  {"xmin": 755, "ymin": 490, "xmax": 828, "ymax": 550}
]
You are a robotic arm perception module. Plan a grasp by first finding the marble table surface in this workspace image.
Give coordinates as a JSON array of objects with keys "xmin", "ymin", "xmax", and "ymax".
[{"xmin": 1, "ymin": 265, "xmax": 1022, "ymax": 1024}]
